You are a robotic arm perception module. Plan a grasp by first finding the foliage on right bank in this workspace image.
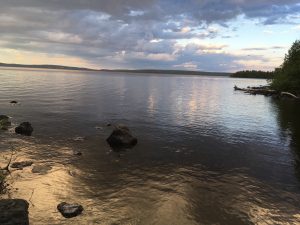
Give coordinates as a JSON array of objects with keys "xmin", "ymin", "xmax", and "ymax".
[
  {"xmin": 271, "ymin": 40, "xmax": 300, "ymax": 94},
  {"xmin": 232, "ymin": 40, "xmax": 300, "ymax": 95}
]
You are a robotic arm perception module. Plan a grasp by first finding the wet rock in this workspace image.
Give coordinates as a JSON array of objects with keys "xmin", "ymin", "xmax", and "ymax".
[
  {"xmin": 15, "ymin": 122, "xmax": 33, "ymax": 136},
  {"xmin": 57, "ymin": 202, "xmax": 83, "ymax": 218},
  {"xmin": 0, "ymin": 199, "xmax": 29, "ymax": 225},
  {"xmin": 0, "ymin": 115, "xmax": 9, "ymax": 120},
  {"xmin": 0, "ymin": 115, "xmax": 11, "ymax": 130},
  {"xmin": 73, "ymin": 151, "xmax": 82, "ymax": 156},
  {"xmin": 10, "ymin": 101, "xmax": 18, "ymax": 104},
  {"xmin": 10, "ymin": 161, "xmax": 33, "ymax": 170},
  {"xmin": 31, "ymin": 165, "xmax": 52, "ymax": 174},
  {"xmin": 106, "ymin": 124, "xmax": 137, "ymax": 150},
  {"xmin": 73, "ymin": 136, "xmax": 85, "ymax": 142}
]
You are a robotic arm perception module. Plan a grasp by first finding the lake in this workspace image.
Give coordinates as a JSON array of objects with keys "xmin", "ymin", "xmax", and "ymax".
[{"xmin": 0, "ymin": 68, "xmax": 300, "ymax": 224}]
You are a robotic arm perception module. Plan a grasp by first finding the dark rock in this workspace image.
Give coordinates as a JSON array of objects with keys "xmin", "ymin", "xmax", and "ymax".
[
  {"xmin": 0, "ymin": 115, "xmax": 9, "ymax": 120},
  {"xmin": 73, "ymin": 136, "xmax": 85, "ymax": 141},
  {"xmin": 106, "ymin": 123, "xmax": 112, "ymax": 127},
  {"xmin": 10, "ymin": 161, "xmax": 33, "ymax": 170},
  {"xmin": 0, "ymin": 115, "xmax": 11, "ymax": 130},
  {"xmin": 10, "ymin": 101, "xmax": 18, "ymax": 104},
  {"xmin": 73, "ymin": 151, "xmax": 82, "ymax": 156},
  {"xmin": 106, "ymin": 125, "xmax": 137, "ymax": 150},
  {"xmin": 0, "ymin": 199, "xmax": 29, "ymax": 225},
  {"xmin": 15, "ymin": 122, "xmax": 33, "ymax": 136},
  {"xmin": 31, "ymin": 165, "xmax": 52, "ymax": 174},
  {"xmin": 57, "ymin": 202, "xmax": 83, "ymax": 218}
]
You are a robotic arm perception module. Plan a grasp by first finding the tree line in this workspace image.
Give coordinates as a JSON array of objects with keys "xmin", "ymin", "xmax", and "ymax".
[{"xmin": 231, "ymin": 70, "xmax": 274, "ymax": 79}]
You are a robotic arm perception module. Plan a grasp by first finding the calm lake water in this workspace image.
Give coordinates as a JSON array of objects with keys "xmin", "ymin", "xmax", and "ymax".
[{"xmin": 0, "ymin": 68, "xmax": 300, "ymax": 225}]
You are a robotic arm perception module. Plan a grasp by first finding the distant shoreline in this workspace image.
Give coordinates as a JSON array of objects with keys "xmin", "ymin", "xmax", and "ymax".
[{"xmin": 0, "ymin": 63, "xmax": 231, "ymax": 77}]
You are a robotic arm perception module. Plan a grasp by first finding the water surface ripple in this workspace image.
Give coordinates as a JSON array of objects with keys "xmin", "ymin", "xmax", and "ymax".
[{"xmin": 0, "ymin": 68, "xmax": 300, "ymax": 224}]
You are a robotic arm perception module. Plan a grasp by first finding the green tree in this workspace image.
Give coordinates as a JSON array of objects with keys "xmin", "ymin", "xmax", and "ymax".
[{"xmin": 271, "ymin": 40, "xmax": 300, "ymax": 93}]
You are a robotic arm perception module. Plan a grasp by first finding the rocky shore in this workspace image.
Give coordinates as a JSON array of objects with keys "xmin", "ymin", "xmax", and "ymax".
[{"xmin": 0, "ymin": 102, "xmax": 138, "ymax": 224}]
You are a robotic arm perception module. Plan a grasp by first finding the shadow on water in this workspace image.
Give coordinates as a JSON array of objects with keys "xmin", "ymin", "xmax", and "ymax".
[{"xmin": 272, "ymin": 98, "xmax": 300, "ymax": 179}]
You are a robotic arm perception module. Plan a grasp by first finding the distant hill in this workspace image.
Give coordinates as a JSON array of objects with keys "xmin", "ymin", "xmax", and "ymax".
[
  {"xmin": 0, "ymin": 62, "xmax": 231, "ymax": 76},
  {"xmin": 0, "ymin": 62, "xmax": 98, "ymax": 71},
  {"xmin": 102, "ymin": 69, "xmax": 231, "ymax": 76}
]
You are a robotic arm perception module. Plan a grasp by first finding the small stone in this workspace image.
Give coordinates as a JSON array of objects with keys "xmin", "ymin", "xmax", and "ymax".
[
  {"xmin": 57, "ymin": 202, "xmax": 83, "ymax": 218},
  {"xmin": 15, "ymin": 122, "xmax": 33, "ymax": 136},
  {"xmin": 73, "ymin": 136, "xmax": 85, "ymax": 142},
  {"xmin": 11, "ymin": 161, "xmax": 33, "ymax": 170},
  {"xmin": 73, "ymin": 151, "xmax": 82, "ymax": 156}
]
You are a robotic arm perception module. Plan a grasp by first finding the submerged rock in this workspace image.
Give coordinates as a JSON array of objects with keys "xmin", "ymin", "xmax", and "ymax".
[
  {"xmin": 106, "ymin": 124, "xmax": 137, "ymax": 150},
  {"xmin": 0, "ymin": 115, "xmax": 11, "ymax": 130},
  {"xmin": 0, "ymin": 115, "xmax": 9, "ymax": 120},
  {"xmin": 31, "ymin": 165, "xmax": 52, "ymax": 174},
  {"xmin": 73, "ymin": 136, "xmax": 85, "ymax": 142},
  {"xmin": 73, "ymin": 151, "xmax": 82, "ymax": 156},
  {"xmin": 10, "ymin": 101, "xmax": 18, "ymax": 104},
  {"xmin": 15, "ymin": 122, "xmax": 33, "ymax": 136},
  {"xmin": 57, "ymin": 202, "xmax": 83, "ymax": 218},
  {"xmin": 0, "ymin": 199, "xmax": 29, "ymax": 225},
  {"xmin": 10, "ymin": 161, "xmax": 33, "ymax": 170}
]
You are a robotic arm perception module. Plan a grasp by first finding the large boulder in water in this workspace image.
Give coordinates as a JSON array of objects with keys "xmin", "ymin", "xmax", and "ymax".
[
  {"xmin": 0, "ymin": 199, "xmax": 29, "ymax": 225},
  {"xmin": 0, "ymin": 115, "xmax": 11, "ymax": 130},
  {"xmin": 106, "ymin": 125, "xmax": 137, "ymax": 149},
  {"xmin": 57, "ymin": 202, "xmax": 83, "ymax": 218},
  {"xmin": 15, "ymin": 122, "xmax": 33, "ymax": 136}
]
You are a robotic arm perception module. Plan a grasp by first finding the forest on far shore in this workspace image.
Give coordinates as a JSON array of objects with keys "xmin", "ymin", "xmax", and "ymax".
[{"xmin": 231, "ymin": 70, "xmax": 274, "ymax": 79}]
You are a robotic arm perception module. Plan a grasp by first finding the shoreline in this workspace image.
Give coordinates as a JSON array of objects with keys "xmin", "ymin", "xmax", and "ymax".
[{"xmin": 234, "ymin": 85, "xmax": 300, "ymax": 99}]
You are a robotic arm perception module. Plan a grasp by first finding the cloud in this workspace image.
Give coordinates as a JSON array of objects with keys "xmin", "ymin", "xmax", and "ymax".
[
  {"xmin": 0, "ymin": 0, "xmax": 299, "ymax": 71},
  {"xmin": 242, "ymin": 46, "xmax": 286, "ymax": 51}
]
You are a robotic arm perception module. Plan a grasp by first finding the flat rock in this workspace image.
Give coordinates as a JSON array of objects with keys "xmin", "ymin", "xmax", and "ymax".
[
  {"xmin": 106, "ymin": 124, "xmax": 137, "ymax": 150},
  {"xmin": 0, "ymin": 199, "xmax": 29, "ymax": 225},
  {"xmin": 10, "ymin": 161, "xmax": 33, "ymax": 170},
  {"xmin": 15, "ymin": 122, "xmax": 33, "ymax": 136},
  {"xmin": 57, "ymin": 202, "xmax": 83, "ymax": 218},
  {"xmin": 31, "ymin": 165, "xmax": 52, "ymax": 174}
]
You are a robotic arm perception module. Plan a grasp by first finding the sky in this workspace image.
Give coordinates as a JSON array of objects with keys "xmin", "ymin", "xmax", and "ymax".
[{"xmin": 0, "ymin": 0, "xmax": 300, "ymax": 72}]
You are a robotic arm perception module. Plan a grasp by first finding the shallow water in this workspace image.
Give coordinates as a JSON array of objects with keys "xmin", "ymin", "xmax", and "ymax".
[{"xmin": 0, "ymin": 68, "xmax": 300, "ymax": 224}]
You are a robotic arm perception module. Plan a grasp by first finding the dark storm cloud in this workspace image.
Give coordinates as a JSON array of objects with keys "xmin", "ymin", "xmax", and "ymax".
[{"xmin": 0, "ymin": 0, "xmax": 299, "ymax": 70}]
